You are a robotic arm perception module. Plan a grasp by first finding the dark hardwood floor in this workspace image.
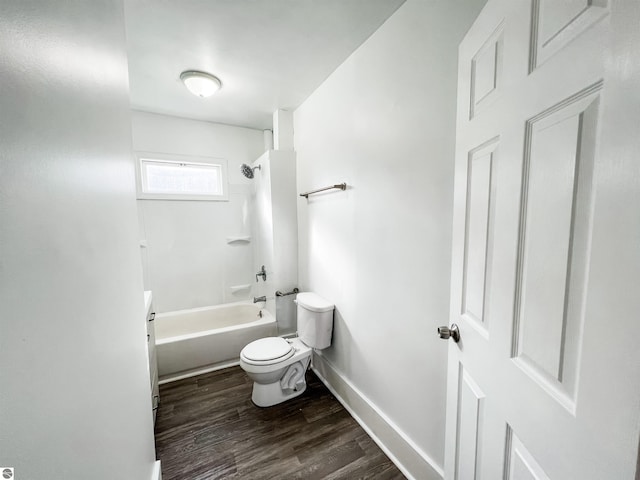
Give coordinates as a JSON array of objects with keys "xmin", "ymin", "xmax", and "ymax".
[{"xmin": 155, "ymin": 366, "xmax": 406, "ymax": 480}]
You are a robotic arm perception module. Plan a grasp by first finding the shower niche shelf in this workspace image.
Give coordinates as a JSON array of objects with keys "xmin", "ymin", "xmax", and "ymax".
[
  {"xmin": 230, "ymin": 284, "xmax": 251, "ymax": 294},
  {"xmin": 226, "ymin": 235, "xmax": 251, "ymax": 244}
]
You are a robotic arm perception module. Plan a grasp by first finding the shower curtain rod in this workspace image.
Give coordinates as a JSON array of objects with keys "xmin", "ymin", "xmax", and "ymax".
[{"xmin": 299, "ymin": 183, "xmax": 347, "ymax": 198}]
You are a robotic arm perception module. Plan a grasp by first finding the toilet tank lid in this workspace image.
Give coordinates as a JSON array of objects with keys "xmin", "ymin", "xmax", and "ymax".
[{"xmin": 295, "ymin": 292, "xmax": 334, "ymax": 313}]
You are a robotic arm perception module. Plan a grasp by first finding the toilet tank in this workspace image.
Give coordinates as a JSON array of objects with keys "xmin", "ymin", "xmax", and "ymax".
[{"xmin": 295, "ymin": 292, "xmax": 334, "ymax": 349}]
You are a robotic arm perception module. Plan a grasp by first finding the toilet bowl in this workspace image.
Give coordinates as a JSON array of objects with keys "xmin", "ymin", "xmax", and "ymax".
[
  {"xmin": 240, "ymin": 337, "xmax": 311, "ymax": 407},
  {"xmin": 239, "ymin": 292, "xmax": 334, "ymax": 407}
]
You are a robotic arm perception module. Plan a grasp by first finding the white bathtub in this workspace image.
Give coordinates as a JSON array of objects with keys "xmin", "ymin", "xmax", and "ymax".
[{"xmin": 155, "ymin": 302, "xmax": 276, "ymax": 382}]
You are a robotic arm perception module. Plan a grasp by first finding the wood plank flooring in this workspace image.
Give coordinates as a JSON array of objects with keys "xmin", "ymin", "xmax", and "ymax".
[{"xmin": 155, "ymin": 366, "xmax": 406, "ymax": 480}]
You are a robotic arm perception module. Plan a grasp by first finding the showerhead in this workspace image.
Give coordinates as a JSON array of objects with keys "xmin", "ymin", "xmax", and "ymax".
[{"xmin": 241, "ymin": 163, "xmax": 261, "ymax": 179}]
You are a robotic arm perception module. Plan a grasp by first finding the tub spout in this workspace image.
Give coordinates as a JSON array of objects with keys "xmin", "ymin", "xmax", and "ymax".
[{"xmin": 253, "ymin": 296, "xmax": 266, "ymax": 303}]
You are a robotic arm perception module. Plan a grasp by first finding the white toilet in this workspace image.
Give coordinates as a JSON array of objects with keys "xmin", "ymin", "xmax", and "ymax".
[{"xmin": 239, "ymin": 292, "xmax": 334, "ymax": 407}]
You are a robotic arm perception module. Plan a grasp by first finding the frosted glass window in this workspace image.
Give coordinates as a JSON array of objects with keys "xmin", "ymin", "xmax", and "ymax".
[{"xmin": 137, "ymin": 157, "xmax": 227, "ymax": 201}]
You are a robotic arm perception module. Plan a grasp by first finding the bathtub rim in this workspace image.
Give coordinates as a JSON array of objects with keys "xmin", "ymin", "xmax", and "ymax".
[
  {"xmin": 155, "ymin": 302, "xmax": 274, "ymax": 346},
  {"xmin": 155, "ymin": 299, "xmax": 266, "ymax": 319}
]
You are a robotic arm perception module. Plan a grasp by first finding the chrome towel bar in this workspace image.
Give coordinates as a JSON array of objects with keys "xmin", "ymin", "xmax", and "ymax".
[
  {"xmin": 276, "ymin": 287, "xmax": 299, "ymax": 297},
  {"xmin": 300, "ymin": 183, "xmax": 347, "ymax": 198}
]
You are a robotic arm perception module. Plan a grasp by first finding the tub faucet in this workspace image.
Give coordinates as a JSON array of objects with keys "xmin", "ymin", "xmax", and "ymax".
[
  {"xmin": 253, "ymin": 296, "xmax": 266, "ymax": 303},
  {"xmin": 255, "ymin": 265, "xmax": 267, "ymax": 282}
]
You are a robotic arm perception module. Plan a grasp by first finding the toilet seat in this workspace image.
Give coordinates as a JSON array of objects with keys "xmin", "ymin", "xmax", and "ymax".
[{"xmin": 241, "ymin": 337, "xmax": 294, "ymax": 366}]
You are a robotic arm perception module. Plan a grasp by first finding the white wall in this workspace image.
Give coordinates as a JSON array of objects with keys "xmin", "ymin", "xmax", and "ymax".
[
  {"xmin": 132, "ymin": 111, "xmax": 264, "ymax": 313},
  {"xmin": 294, "ymin": 0, "xmax": 486, "ymax": 476},
  {"xmin": 269, "ymin": 151, "xmax": 299, "ymax": 334},
  {"xmin": 249, "ymin": 152, "xmax": 277, "ymax": 312},
  {"xmin": 0, "ymin": 1, "xmax": 157, "ymax": 479},
  {"xmin": 249, "ymin": 150, "xmax": 299, "ymax": 333}
]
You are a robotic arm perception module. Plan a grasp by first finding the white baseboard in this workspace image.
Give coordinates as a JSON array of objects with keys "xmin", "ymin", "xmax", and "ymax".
[
  {"xmin": 151, "ymin": 460, "xmax": 161, "ymax": 480},
  {"xmin": 312, "ymin": 353, "xmax": 444, "ymax": 480}
]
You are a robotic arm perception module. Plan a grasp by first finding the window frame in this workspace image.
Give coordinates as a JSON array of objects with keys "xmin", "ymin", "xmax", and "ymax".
[{"xmin": 135, "ymin": 152, "xmax": 228, "ymax": 201}]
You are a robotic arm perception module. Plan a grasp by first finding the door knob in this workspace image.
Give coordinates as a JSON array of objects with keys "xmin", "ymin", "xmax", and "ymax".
[{"xmin": 438, "ymin": 324, "xmax": 460, "ymax": 343}]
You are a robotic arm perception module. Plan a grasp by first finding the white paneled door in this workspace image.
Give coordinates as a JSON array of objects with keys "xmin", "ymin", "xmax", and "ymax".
[{"xmin": 444, "ymin": 0, "xmax": 640, "ymax": 479}]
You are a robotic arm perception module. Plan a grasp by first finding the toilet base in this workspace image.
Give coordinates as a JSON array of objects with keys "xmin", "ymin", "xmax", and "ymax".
[{"xmin": 251, "ymin": 379, "xmax": 307, "ymax": 407}]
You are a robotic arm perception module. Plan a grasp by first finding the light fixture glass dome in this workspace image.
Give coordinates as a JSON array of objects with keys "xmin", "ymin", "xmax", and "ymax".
[{"xmin": 180, "ymin": 70, "xmax": 222, "ymax": 98}]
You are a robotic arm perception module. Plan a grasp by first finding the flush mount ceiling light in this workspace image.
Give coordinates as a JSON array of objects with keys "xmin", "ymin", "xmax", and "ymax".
[{"xmin": 180, "ymin": 70, "xmax": 222, "ymax": 98}]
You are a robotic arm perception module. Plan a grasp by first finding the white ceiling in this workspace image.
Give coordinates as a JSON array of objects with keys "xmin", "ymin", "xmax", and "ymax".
[{"xmin": 124, "ymin": 0, "xmax": 405, "ymax": 131}]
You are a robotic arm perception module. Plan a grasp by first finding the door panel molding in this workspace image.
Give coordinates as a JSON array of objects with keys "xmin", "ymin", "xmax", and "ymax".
[
  {"xmin": 512, "ymin": 81, "xmax": 602, "ymax": 410},
  {"xmin": 504, "ymin": 425, "xmax": 551, "ymax": 480},
  {"xmin": 455, "ymin": 365, "xmax": 486, "ymax": 480},
  {"xmin": 529, "ymin": 0, "xmax": 608, "ymax": 72},
  {"xmin": 461, "ymin": 136, "xmax": 500, "ymax": 337},
  {"xmin": 470, "ymin": 22, "xmax": 504, "ymax": 119}
]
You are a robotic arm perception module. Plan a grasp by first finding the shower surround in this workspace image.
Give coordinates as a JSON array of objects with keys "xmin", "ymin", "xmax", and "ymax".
[
  {"xmin": 132, "ymin": 111, "xmax": 264, "ymax": 313},
  {"xmin": 133, "ymin": 112, "xmax": 300, "ymax": 378}
]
